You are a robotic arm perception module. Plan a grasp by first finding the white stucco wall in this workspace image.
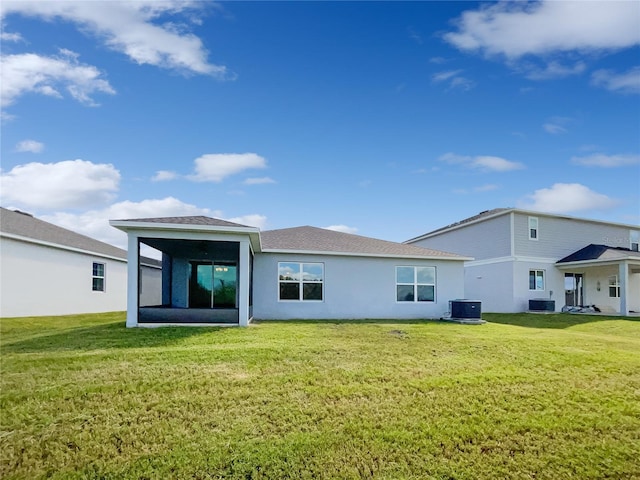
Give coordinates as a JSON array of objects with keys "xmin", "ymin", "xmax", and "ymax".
[
  {"xmin": 252, "ymin": 253, "xmax": 465, "ymax": 320},
  {"xmin": 463, "ymin": 261, "xmax": 514, "ymax": 313},
  {"xmin": 0, "ymin": 237, "xmax": 128, "ymax": 317}
]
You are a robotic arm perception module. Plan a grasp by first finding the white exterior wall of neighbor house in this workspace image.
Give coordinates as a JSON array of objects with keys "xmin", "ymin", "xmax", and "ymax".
[
  {"xmin": 0, "ymin": 237, "xmax": 127, "ymax": 317},
  {"xmin": 252, "ymin": 253, "xmax": 465, "ymax": 320},
  {"xmin": 410, "ymin": 213, "xmax": 512, "ymax": 260}
]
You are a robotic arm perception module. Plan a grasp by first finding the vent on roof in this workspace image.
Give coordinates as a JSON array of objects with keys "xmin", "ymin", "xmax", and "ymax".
[{"xmin": 12, "ymin": 210, "xmax": 33, "ymax": 217}]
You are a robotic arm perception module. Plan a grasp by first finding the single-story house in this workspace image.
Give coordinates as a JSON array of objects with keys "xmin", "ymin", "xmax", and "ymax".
[
  {"xmin": 109, "ymin": 215, "xmax": 470, "ymax": 327},
  {"xmin": 0, "ymin": 207, "xmax": 162, "ymax": 318}
]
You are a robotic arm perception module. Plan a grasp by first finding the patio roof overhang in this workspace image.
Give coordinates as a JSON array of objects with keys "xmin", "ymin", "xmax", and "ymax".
[{"xmin": 110, "ymin": 220, "xmax": 262, "ymax": 253}]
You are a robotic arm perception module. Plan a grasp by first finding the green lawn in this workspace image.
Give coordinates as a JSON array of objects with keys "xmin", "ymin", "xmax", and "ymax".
[{"xmin": 1, "ymin": 313, "xmax": 639, "ymax": 479}]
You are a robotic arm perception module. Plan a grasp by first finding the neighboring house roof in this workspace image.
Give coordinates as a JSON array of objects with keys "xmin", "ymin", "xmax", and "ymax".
[
  {"xmin": 112, "ymin": 216, "xmax": 250, "ymax": 228},
  {"xmin": 557, "ymin": 244, "xmax": 640, "ymax": 264},
  {"xmin": 260, "ymin": 226, "xmax": 468, "ymax": 259},
  {"xmin": 405, "ymin": 207, "xmax": 640, "ymax": 243},
  {"xmin": 1, "ymin": 208, "xmax": 161, "ymax": 266}
]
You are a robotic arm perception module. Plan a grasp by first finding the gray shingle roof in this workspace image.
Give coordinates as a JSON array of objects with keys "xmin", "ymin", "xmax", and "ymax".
[
  {"xmin": 1, "ymin": 208, "xmax": 160, "ymax": 266},
  {"xmin": 261, "ymin": 226, "xmax": 466, "ymax": 259},
  {"xmin": 112, "ymin": 216, "xmax": 250, "ymax": 228}
]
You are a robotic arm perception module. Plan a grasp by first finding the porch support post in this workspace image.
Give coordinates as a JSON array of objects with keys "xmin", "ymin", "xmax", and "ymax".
[
  {"xmin": 238, "ymin": 240, "xmax": 250, "ymax": 326},
  {"xmin": 126, "ymin": 233, "xmax": 140, "ymax": 327},
  {"xmin": 619, "ymin": 261, "xmax": 629, "ymax": 316}
]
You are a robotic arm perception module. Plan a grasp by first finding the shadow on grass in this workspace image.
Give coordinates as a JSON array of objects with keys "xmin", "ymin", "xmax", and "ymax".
[
  {"xmin": 484, "ymin": 312, "xmax": 637, "ymax": 329},
  {"xmin": 1, "ymin": 321, "xmax": 221, "ymax": 354},
  {"xmin": 251, "ymin": 318, "xmax": 449, "ymax": 326}
]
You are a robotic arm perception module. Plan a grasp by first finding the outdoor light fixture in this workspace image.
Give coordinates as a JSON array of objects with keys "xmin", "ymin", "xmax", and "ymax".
[{"xmin": 597, "ymin": 281, "xmax": 601, "ymax": 291}]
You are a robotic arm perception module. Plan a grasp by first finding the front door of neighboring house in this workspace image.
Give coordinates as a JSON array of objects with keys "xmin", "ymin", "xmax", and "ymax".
[
  {"xmin": 189, "ymin": 261, "xmax": 238, "ymax": 308},
  {"xmin": 564, "ymin": 273, "xmax": 584, "ymax": 306}
]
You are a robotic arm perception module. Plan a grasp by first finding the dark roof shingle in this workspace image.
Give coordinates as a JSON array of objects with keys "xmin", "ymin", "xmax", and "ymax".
[
  {"xmin": 112, "ymin": 216, "xmax": 250, "ymax": 228},
  {"xmin": 1, "ymin": 208, "xmax": 161, "ymax": 266},
  {"xmin": 261, "ymin": 226, "xmax": 466, "ymax": 259},
  {"xmin": 557, "ymin": 244, "xmax": 638, "ymax": 263}
]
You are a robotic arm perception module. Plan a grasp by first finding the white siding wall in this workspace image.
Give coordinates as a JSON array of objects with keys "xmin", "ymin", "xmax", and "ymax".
[
  {"xmin": 253, "ymin": 253, "xmax": 465, "ymax": 320},
  {"xmin": 514, "ymin": 213, "xmax": 635, "ymax": 258},
  {"xmin": 410, "ymin": 214, "xmax": 512, "ymax": 260},
  {"xmin": 0, "ymin": 237, "xmax": 128, "ymax": 317},
  {"xmin": 463, "ymin": 261, "xmax": 514, "ymax": 313}
]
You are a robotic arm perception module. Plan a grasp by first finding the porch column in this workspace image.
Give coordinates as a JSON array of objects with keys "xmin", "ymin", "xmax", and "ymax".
[
  {"xmin": 238, "ymin": 240, "xmax": 250, "ymax": 326},
  {"xmin": 619, "ymin": 261, "xmax": 629, "ymax": 316},
  {"xmin": 126, "ymin": 233, "xmax": 140, "ymax": 327}
]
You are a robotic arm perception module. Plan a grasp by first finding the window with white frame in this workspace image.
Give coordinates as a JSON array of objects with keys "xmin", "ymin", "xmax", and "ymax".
[
  {"xmin": 529, "ymin": 269, "xmax": 544, "ymax": 291},
  {"xmin": 528, "ymin": 217, "xmax": 539, "ymax": 240},
  {"xmin": 631, "ymin": 231, "xmax": 639, "ymax": 252},
  {"xmin": 396, "ymin": 266, "xmax": 436, "ymax": 302},
  {"xmin": 278, "ymin": 262, "xmax": 323, "ymax": 301},
  {"xmin": 92, "ymin": 262, "xmax": 105, "ymax": 292},
  {"xmin": 608, "ymin": 275, "xmax": 620, "ymax": 298}
]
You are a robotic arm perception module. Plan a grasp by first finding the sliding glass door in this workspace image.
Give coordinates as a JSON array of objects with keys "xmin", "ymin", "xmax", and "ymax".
[{"xmin": 189, "ymin": 262, "xmax": 237, "ymax": 308}]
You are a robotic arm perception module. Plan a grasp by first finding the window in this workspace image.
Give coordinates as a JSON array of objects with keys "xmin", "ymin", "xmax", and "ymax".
[
  {"xmin": 529, "ymin": 269, "xmax": 544, "ymax": 291},
  {"xmin": 278, "ymin": 262, "xmax": 323, "ymax": 301},
  {"xmin": 92, "ymin": 262, "xmax": 105, "ymax": 292},
  {"xmin": 609, "ymin": 275, "xmax": 620, "ymax": 298},
  {"xmin": 528, "ymin": 217, "xmax": 538, "ymax": 240},
  {"xmin": 631, "ymin": 231, "xmax": 639, "ymax": 252},
  {"xmin": 396, "ymin": 266, "xmax": 436, "ymax": 302}
]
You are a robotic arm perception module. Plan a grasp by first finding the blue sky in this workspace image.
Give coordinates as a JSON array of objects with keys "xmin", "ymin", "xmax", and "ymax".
[{"xmin": 1, "ymin": 0, "xmax": 639, "ymax": 251}]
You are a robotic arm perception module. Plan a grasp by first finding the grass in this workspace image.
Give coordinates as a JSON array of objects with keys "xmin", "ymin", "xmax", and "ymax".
[{"xmin": 1, "ymin": 312, "xmax": 639, "ymax": 479}]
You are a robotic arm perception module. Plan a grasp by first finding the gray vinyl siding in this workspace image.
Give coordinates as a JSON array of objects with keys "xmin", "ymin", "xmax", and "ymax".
[
  {"xmin": 410, "ymin": 214, "xmax": 511, "ymax": 260},
  {"xmin": 514, "ymin": 213, "xmax": 636, "ymax": 258}
]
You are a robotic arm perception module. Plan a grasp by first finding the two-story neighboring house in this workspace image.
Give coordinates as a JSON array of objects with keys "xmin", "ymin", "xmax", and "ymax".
[{"xmin": 405, "ymin": 208, "xmax": 640, "ymax": 315}]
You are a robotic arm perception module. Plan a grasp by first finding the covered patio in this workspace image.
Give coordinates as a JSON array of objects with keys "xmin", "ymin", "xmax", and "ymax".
[
  {"xmin": 556, "ymin": 244, "xmax": 640, "ymax": 316},
  {"xmin": 110, "ymin": 216, "xmax": 261, "ymax": 327}
]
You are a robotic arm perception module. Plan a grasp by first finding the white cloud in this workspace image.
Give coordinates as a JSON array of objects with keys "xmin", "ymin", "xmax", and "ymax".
[
  {"xmin": 0, "ymin": 30, "xmax": 22, "ymax": 42},
  {"xmin": 243, "ymin": 177, "xmax": 275, "ymax": 185},
  {"xmin": 543, "ymin": 123, "xmax": 566, "ymax": 135},
  {"xmin": 571, "ymin": 153, "xmax": 640, "ymax": 168},
  {"xmin": 151, "ymin": 170, "xmax": 178, "ymax": 181},
  {"xmin": 432, "ymin": 70, "xmax": 475, "ymax": 91},
  {"xmin": 444, "ymin": 1, "xmax": 640, "ymax": 59},
  {"xmin": 188, "ymin": 153, "xmax": 267, "ymax": 182},
  {"xmin": 518, "ymin": 183, "xmax": 618, "ymax": 213},
  {"xmin": 323, "ymin": 225, "xmax": 358, "ymax": 234},
  {"xmin": 0, "ymin": 50, "xmax": 115, "ymax": 108},
  {"xmin": 40, "ymin": 197, "xmax": 267, "ymax": 253},
  {"xmin": 1, "ymin": 159, "xmax": 120, "ymax": 210},
  {"xmin": 524, "ymin": 61, "xmax": 586, "ymax": 80},
  {"xmin": 440, "ymin": 152, "xmax": 524, "ymax": 172},
  {"xmin": 1, "ymin": 1, "xmax": 230, "ymax": 77},
  {"xmin": 474, "ymin": 156, "xmax": 524, "ymax": 171},
  {"xmin": 591, "ymin": 67, "xmax": 640, "ymax": 94},
  {"xmin": 432, "ymin": 70, "xmax": 462, "ymax": 82},
  {"xmin": 227, "ymin": 214, "xmax": 267, "ymax": 229},
  {"xmin": 542, "ymin": 116, "xmax": 572, "ymax": 135},
  {"xmin": 15, "ymin": 139, "xmax": 44, "ymax": 153}
]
